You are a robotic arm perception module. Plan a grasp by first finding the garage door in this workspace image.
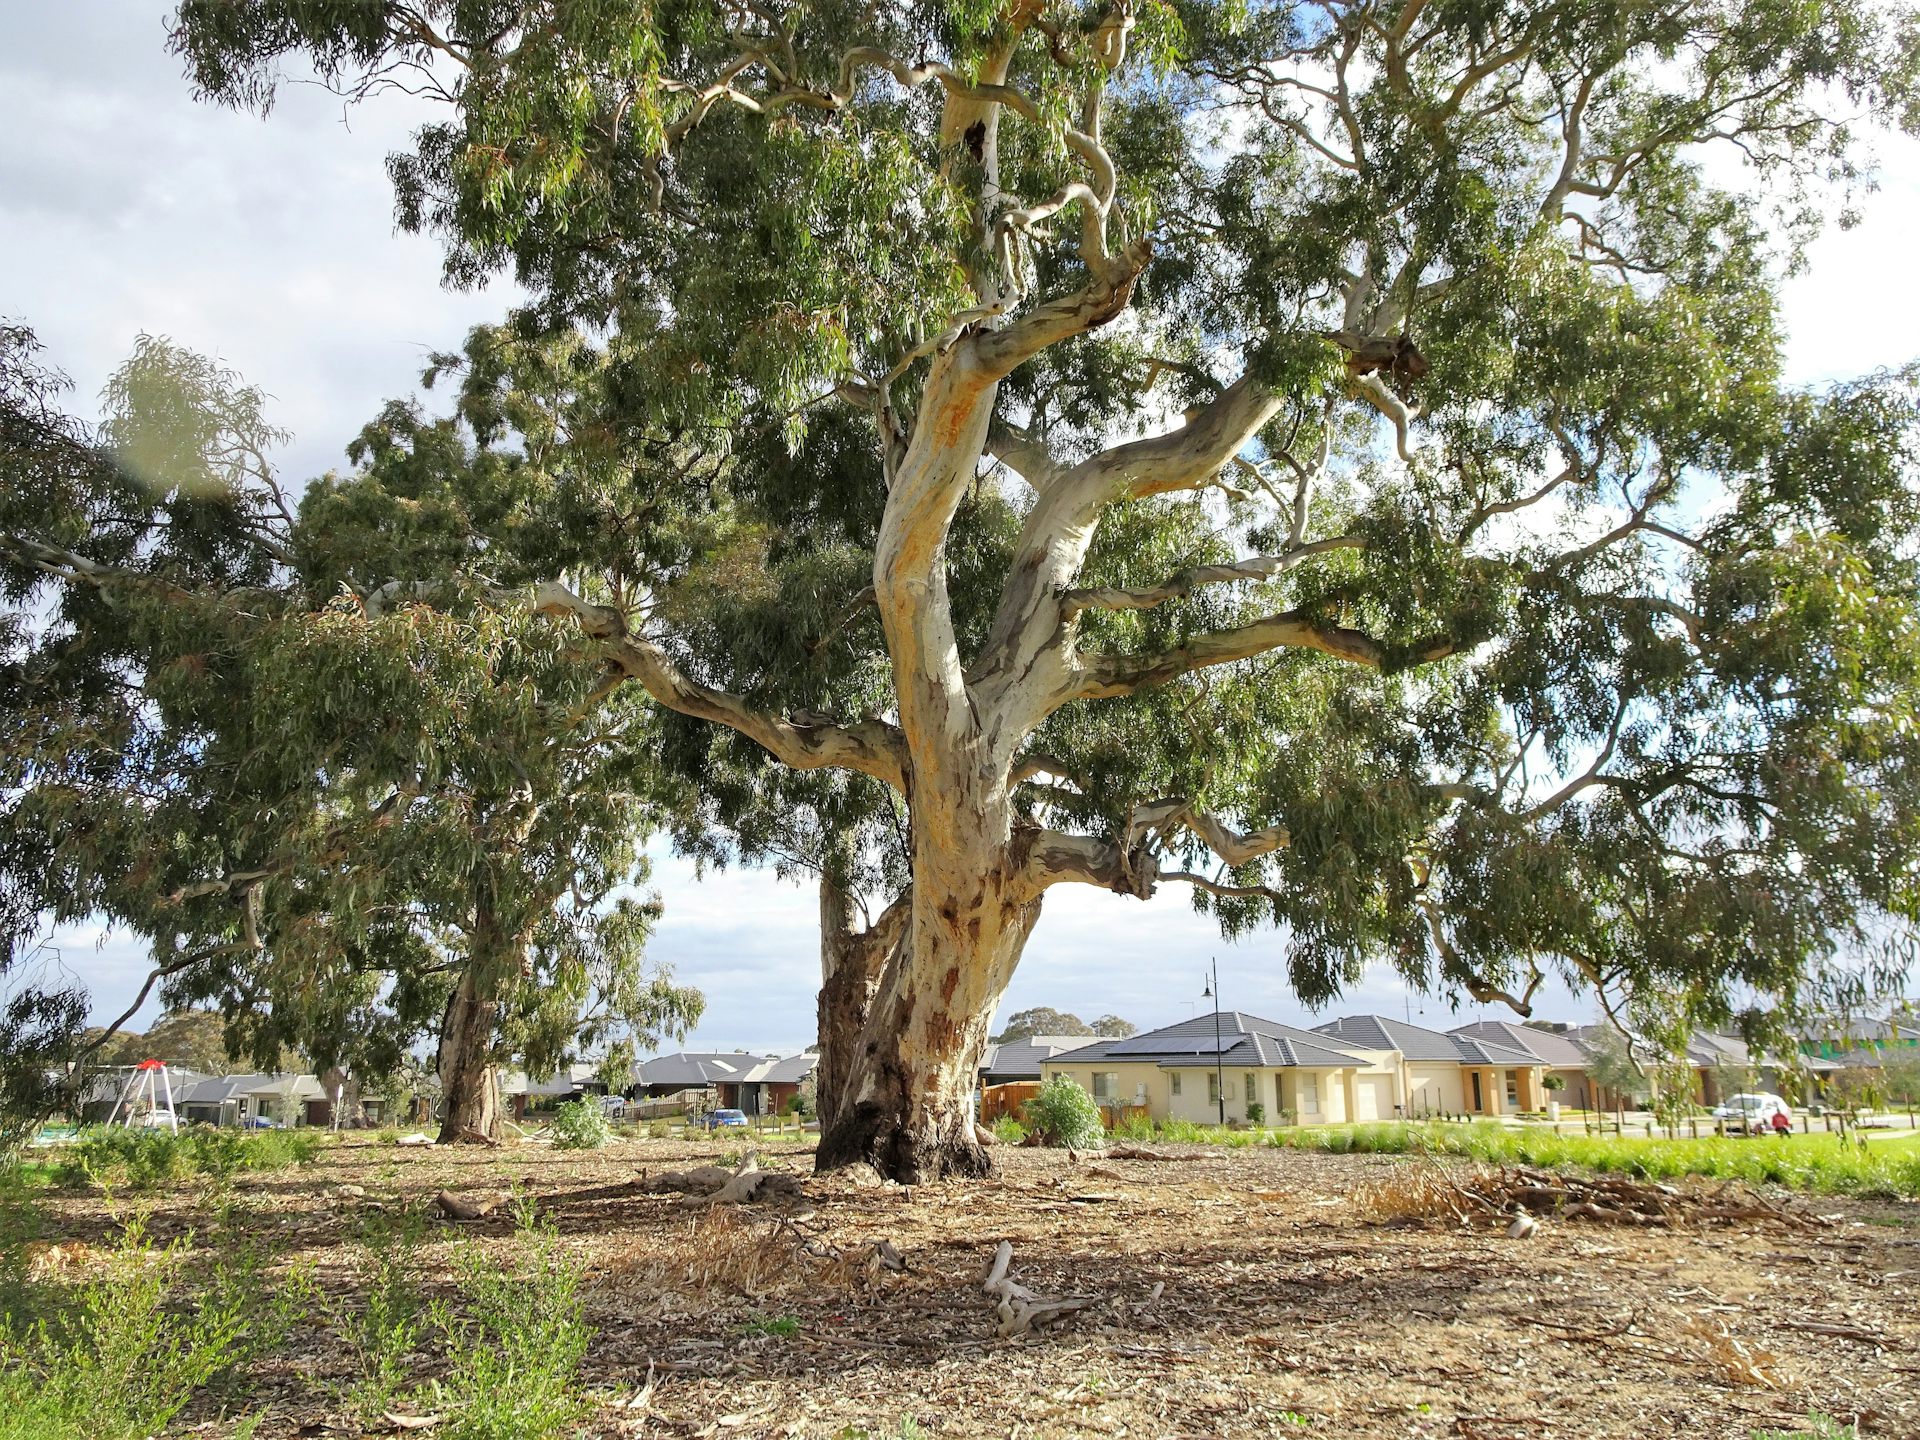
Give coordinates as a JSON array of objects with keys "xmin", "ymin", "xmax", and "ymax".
[{"xmin": 1353, "ymin": 1074, "xmax": 1393, "ymax": 1121}]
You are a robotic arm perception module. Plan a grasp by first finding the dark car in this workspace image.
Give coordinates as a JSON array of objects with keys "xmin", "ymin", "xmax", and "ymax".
[{"xmin": 699, "ymin": 1108, "xmax": 749, "ymax": 1130}]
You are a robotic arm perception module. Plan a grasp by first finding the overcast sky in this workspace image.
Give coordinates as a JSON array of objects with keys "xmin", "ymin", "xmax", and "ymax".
[{"xmin": 6, "ymin": 5, "xmax": 1918, "ymax": 1054}]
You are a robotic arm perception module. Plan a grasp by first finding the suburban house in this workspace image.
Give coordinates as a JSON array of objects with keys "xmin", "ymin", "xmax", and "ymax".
[
  {"xmin": 1312, "ymin": 1015, "xmax": 1548, "ymax": 1116},
  {"xmin": 503, "ymin": 1062, "xmax": 609, "ymax": 1117},
  {"xmin": 1450, "ymin": 1020, "xmax": 1603, "ymax": 1108},
  {"xmin": 1038, "ymin": 1013, "xmax": 1395, "ymax": 1126},
  {"xmin": 980, "ymin": 1035, "xmax": 1098, "ymax": 1085},
  {"xmin": 732, "ymin": 1052, "xmax": 817, "ymax": 1116},
  {"xmin": 632, "ymin": 1050, "xmax": 769, "ymax": 1105},
  {"xmin": 979, "ymin": 1034, "xmax": 1098, "ymax": 1123},
  {"xmin": 76, "ymin": 1066, "xmax": 335, "ymax": 1127},
  {"xmin": 1801, "ymin": 1006, "xmax": 1919, "ymax": 1061},
  {"xmin": 1682, "ymin": 1031, "xmax": 1842, "ymax": 1104}
]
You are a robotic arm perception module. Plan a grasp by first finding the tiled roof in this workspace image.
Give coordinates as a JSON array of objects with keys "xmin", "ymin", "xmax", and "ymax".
[
  {"xmin": 634, "ymin": 1052, "xmax": 769, "ymax": 1088},
  {"xmin": 1048, "ymin": 1013, "xmax": 1370, "ymax": 1070},
  {"xmin": 981, "ymin": 1035, "xmax": 1098, "ymax": 1080},
  {"xmin": 741, "ymin": 1052, "xmax": 818, "ymax": 1085},
  {"xmin": 1449, "ymin": 1021, "xmax": 1593, "ymax": 1068},
  {"xmin": 1314, "ymin": 1015, "xmax": 1541, "ymax": 1066}
]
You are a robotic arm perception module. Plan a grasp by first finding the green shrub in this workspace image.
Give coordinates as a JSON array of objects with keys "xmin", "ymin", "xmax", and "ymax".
[
  {"xmin": 424, "ymin": 1201, "xmax": 590, "ymax": 1440},
  {"xmin": 647, "ymin": 1119, "xmax": 672, "ymax": 1139},
  {"xmin": 549, "ymin": 1098, "xmax": 613, "ymax": 1151},
  {"xmin": 1111, "ymin": 1112, "xmax": 1157, "ymax": 1141},
  {"xmin": 1153, "ymin": 1118, "xmax": 1213, "ymax": 1144},
  {"xmin": 740, "ymin": 1314, "xmax": 801, "ymax": 1338},
  {"xmin": 991, "ymin": 1116, "xmax": 1028, "ymax": 1145},
  {"xmin": 1751, "ymin": 1412, "xmax": 1857, "ymax": 1440},
  {"xmin": 328, "ymin": 1205, "xmax": 429, "ymax": 1425},
  {"xmin": 51, "ymin": 1127, "xmax": 319, "ymax": 1191},
  {"xmin": 1245, "ymin": 1101, "xmax": 1265, "ymax": 1125},
  {"xmin": 1021, "ymin": 1076, "xmax": 1104, "ymax": 1149},
  {"xmin": 0, "ymin": 1212, "xmax": 310, "ymax": 1440}
]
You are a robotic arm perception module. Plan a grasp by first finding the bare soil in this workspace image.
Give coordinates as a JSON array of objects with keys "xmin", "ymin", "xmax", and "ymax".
[{"xmin": 33, "ymin": 1135, "xmax": 1920, "ymax": 1439}]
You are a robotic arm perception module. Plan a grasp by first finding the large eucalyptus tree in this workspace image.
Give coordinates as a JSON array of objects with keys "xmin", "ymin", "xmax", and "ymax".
[{"xmin": 169, "ymin": 0, "xmax": 1920, "ymax": 1179}]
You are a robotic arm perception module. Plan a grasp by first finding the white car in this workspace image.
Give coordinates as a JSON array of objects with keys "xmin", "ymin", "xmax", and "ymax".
[{"xmin": 1710, "ymin": 1092, "xmax": 1791, "ymax": 1133}]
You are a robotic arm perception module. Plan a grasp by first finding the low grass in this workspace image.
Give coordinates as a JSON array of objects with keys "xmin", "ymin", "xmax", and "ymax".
[
  {"xmin": 1095, "ymin": 1117, "xmax": 1920, "ymax": 1196},
  {"xmin": 1256, "ymin": 1122, "xmax": 1920, "ymax": 1198}
]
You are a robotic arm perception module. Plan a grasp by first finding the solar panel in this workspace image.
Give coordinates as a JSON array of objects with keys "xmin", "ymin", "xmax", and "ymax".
[{"xmin": 1108, "ymin": 1034, "xmax": 1243, "ymax": 1057}]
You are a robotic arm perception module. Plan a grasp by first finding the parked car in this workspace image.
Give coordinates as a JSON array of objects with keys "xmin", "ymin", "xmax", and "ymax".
[
  {"xmin": 699, "ymin": 1108, "xmax": 749, "ymax": 1130},
  {"xmin": 241, "ymin": 1115, "xmax": 281, "ymax": 1130},
  {"xmin": 1710, "ymin": 1093, "xmax": 1790, "ymax": 1133}
]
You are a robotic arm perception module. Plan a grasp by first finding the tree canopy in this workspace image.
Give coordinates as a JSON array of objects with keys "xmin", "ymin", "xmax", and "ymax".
[
  {"xmin": 0, "ymin": 326, "xmax": 702, "ymax": 1139},
  {"xmin": 10, "ymin": 0, "xmax": 1917, "ymax": 1179}
]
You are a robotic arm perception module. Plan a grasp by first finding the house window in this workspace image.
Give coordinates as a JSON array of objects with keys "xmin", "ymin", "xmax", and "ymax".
[
  {"xmin": 1170, "ymin": 1072, "xmax": 1182, "ymax": 1097},
  {"xmin": 1207, "ymin": 1072, "xmax": 1220, "ymax": 1104},
  {"xmin": 1245, "ymin": 1073, "xmax": 1258, "ymax": 1109},
  {"xmin": 1298, "ymin": 1074, "xmax": 1319, "ymax": 1114},
  {"xmin": 1504, "ymin": 1071, "xmax": 1519, "ymax": 1106},
  {"xmin": 1092, "ymin": 1072, "xmax": 1117, "ymax": 1100}
]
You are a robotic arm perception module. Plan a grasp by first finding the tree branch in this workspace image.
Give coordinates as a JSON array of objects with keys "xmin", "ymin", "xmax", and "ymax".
[{"xmin": 534, "ymin": 581, "xmax": 907, "ymax": 789}]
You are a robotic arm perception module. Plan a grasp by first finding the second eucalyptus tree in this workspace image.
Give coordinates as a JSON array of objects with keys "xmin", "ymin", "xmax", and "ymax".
[
  {"xmin": 0, "ymin": 328, "xmax": 700, "ymax": 1141},
  {"xmin": 173, "ymin": 0, "xmax": 1920, "ymax": 1179}
]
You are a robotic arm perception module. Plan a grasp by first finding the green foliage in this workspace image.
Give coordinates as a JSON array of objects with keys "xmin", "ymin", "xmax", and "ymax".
[
  {"xmin": 1751, "ymin": 1414, "xmax": 1858, "ymax": 1440},
  {"xmin": 423, "ymin": 1203, "xmax": 591, "ymax": 1440},
  {"xmin": 53, "ymin": 1126, "xmax": 317, "ymax": 1191},
  {"xmin": 995, "ymin": 1008, "xmax": 1092, "ymax": 1042},
  {"xmin": 327, "ymin": 1205, "xmax": 429, "ymax": 1426},
  {"xmin": 990, "ymin": 1116, "xmax": 1028, "ymax": 1145},
  {"xmin": 0, "ymin": 1213, "xmax": 310, "ymax": 1440},
  {"xmin": 549, "ymin": 1097, "xmax": 613, "ymax": 1150},
  {"xmin": 740, "ymin": 1313, "xmax": 801, "ymax": 1338},
  {"xmin": 1260, "ymin": 1123, "xmax": 1920, "ymax": 1198},
  {"xmin": 1021, "ymin": 1076, "xmax": 1105, "ymax": 1149},
  {"xmin": 1244, "ymin": 1101, "xmax": 1265, "ymax": 1125},
  {"xmin": 0, "ymin": 979, "xmax": 84, "ymax": 1158},
  {"xmin": 94, "ymin": 1009, "xmax": 238, "ymax": 1074},
  {"xmin": 13, "ymin": 0, "xmax": 1920, "ymax": 1166}
]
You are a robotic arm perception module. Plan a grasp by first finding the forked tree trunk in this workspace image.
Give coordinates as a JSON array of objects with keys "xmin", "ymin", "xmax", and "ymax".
[
  {"xmin": 816, "ymin": 819, "xmax": 1043, "ymax": 1180},
  {"xmin": 437, "ymin": 965, "xmax": 502, "ymax": 1143}
]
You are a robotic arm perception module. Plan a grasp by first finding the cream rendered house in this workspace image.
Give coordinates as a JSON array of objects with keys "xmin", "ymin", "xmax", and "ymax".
[
  {"xmin": 1312, "ymin": 1015, "xmax": 1547, "ymax": 1116},
  {"xmin": 1037, "ymin": 1012, "xmax": 1392, "ymax": 1126}
]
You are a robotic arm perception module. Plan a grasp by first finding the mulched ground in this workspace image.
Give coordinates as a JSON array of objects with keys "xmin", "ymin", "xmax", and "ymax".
[{"xmin": 29, "ymin": 1135, "xmax": 1920, "ymax": 1439}]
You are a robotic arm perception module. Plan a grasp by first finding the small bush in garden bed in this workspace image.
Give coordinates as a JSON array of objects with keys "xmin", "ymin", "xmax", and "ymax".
[
  {"xmin": 991, "ymin": 1116, "xmax": 1028, "ymax": 1145},
  {"xmin": 1021, "ymin": 1076, "xmax": 1104, "ymax": 1149},
  {"xmin": 549, "ymin": 1098, "xmax": 614, "ymax": 1150}
]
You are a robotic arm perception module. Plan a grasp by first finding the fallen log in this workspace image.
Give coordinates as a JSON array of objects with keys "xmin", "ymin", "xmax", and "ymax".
[{"xmin": 432, "ymin": 1189, "xmax": 504, "ymax": 1221}]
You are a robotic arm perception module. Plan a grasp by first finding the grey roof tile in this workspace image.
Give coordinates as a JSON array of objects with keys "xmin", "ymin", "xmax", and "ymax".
[{"xmin": 1314, "ymin": 1015, "xmax": 1541, "ymax": 1066}]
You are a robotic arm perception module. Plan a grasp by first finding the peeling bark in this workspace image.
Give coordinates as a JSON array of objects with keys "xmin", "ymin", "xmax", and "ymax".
[
  {"xmin": 817, "ymin": 855, "xmax": 1042, "ymax": 1182},
  {"xmin": 816, "ymin": 873, "xmax": 906, "ymax": 1133},
  {"xmin": 436, "ymin": 963, "xmax": 501, "ymax": 1143}
]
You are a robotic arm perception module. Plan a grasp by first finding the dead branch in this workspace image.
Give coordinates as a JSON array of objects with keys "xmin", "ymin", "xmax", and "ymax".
[{"xmin": 981, "ymin": 1240, "xmax": 1097, "ymax": 1337}]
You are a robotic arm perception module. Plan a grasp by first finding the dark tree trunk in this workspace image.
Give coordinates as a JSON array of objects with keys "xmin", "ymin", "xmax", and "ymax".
[
  {"xmin": 437, "ymin": 965, "xmax": 501, "ymax": 1144},
  {"xmin": 816, "ymin": 875, "xmax": 908, "ymax": 1135}
]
